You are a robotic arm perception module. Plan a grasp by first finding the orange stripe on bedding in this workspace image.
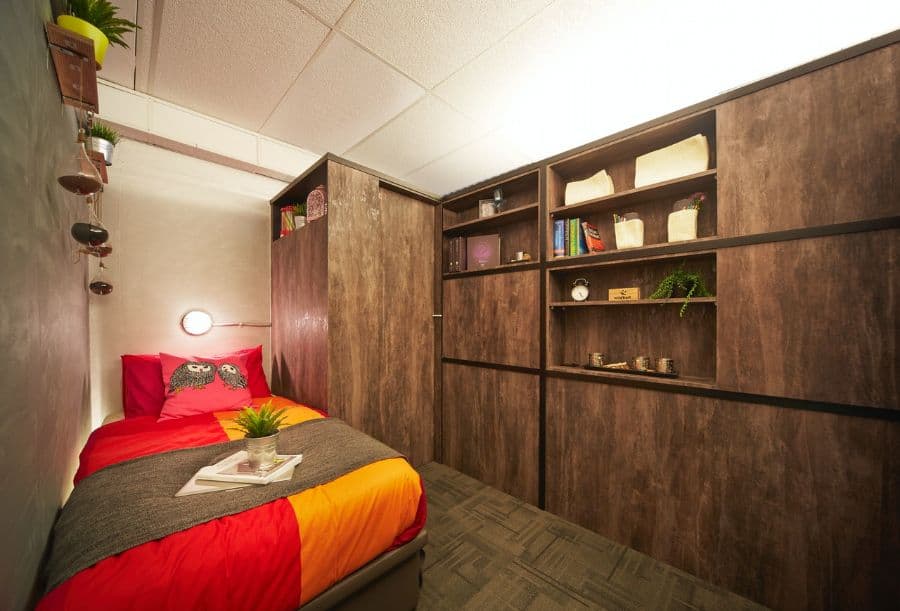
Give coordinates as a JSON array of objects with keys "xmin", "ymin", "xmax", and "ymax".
[
  {"xmin": 287, "ymin": 457, "xmax": 423, "ymax": 605},
  {"xmin": 214, "ymin": 397, "xmax": 324, "ymax": 440}
]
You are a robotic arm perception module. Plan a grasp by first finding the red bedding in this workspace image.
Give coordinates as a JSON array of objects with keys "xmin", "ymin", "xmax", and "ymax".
[{"xmin": 39, "ymin": 396, "xmax": 426, "ymax": 610}]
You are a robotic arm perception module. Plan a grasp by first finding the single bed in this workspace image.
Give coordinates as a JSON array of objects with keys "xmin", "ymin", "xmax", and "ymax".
[{"xmin": 38, "ymin": 395, "xmax": 427, "ymax": 610}]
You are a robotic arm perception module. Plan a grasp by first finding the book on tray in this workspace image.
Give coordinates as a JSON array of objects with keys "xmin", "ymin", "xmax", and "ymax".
[{"xmin": 176, "ymin": 451, "xmax": 303, "ymax": 496}]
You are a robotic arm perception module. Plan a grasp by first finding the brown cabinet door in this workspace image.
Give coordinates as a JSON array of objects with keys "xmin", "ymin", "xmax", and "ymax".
[
  {"xmin": 443, "ymin": 269, "xmax": 541, "ymax": 368},
  {"xmin": 716, "ymin": 230, "xmax": 898, "ymax": 409},
  {"xmin": 717, "ymin": 44, "xmax": 898, "ymax": 236},
  {"xmin": 442, "ymin": 363, "xmax": 539, "ymax": 505}
]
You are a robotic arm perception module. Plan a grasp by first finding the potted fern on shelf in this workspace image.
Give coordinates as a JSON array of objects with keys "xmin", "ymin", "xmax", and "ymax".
[
  {"xmin": 89, "ymin": 121, "xmax": 119, "ymax": 166},
  {"xmin": 650, "ymin": 264, "xmax": 713, "ymax": 317},
  {"xmin": 231, "ymin": 402, "xmax": 288, "ymax": 471},
  {"xmin": 57, "ymin": 0, "xmax": 140, "ymax": 69}
]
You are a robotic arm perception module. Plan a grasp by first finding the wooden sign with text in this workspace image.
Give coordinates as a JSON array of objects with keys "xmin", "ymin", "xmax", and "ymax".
[{"xmin": 609, "ymin": 287, "xmax": 640, "ymax": 301}]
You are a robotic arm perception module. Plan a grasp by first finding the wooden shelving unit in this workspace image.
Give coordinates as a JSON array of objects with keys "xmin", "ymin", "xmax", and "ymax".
[{"xmin": 442, "ymin": 170, "xmax": 540, "ymax": 274}]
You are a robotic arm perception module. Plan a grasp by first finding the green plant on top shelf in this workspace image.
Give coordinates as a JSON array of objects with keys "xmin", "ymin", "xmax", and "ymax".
[
  {"xmin": 231, "ymin": 401, "xmax": 288, "ymax": 438},
  {"xmin": 293, "ymin": 202, "xmax": 306, "ymax": 216},
  {"xmin": 90, "ymin": 121, "xmax": 119, "ymax": 145},
  {"xmin": 650, "ymin": 264, "xmax": 713, "ymax": 317},
  {"xmin": 66, "ymin": 0, "xmax": 140, "ymax": 49}
]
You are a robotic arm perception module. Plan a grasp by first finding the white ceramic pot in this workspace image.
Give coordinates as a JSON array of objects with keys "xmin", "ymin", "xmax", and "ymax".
[
  {"xmin": 667, "ymin": 208, "xmax": 699, "ymax": 242},
  {"xmin": 614, "ymin": 218, "xmax": 644, "ymax": 249},
  {"xmin": 294, "ymin": 215, "xmax": 306, "ymax": 229}
]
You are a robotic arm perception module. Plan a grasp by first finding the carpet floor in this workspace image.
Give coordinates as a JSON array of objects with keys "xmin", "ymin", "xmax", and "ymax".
[{"xmin": 417, "ymin": 462, "xmax": 768, "ymax": 610}]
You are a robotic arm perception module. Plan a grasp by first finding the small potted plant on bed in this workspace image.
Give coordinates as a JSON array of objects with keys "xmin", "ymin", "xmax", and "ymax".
[
  {"xmin": 57, "ymin": 0, "xmax": 140, "ymax": 69},
  {"xmin": 89, "ymin": 121, "xmax": 119, "ymax": 166},
  {"xmin": 232, "ymin": 401, "xmax": 288, "ymax": 471}
]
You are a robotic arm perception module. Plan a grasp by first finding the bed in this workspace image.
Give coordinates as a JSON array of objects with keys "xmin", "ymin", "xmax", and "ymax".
[{"xmin": 37, "ymin": 393, "xmax": 427, "ymax": 610}]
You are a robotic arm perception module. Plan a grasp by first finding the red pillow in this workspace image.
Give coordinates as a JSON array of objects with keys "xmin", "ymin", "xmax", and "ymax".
[
  {"xmin": 220, "ymin": 345, "xmax": 271, "ymax": 397},
  {"xmin": 158, "ymin": 353, "xmax": 253, "ymax": 420},
  {"xmin": 121, "ymin": 354, "xmax": 166, "ymax": 419},
  {"xmin": 121, "ymin": 346, "xmax": 271, "ymax": 419}
]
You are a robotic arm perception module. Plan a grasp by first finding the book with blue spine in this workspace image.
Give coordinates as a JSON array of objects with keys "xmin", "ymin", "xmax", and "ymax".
[{"xmin": 553, "ymin": 220, "xmax": 565, "ymax": 257}]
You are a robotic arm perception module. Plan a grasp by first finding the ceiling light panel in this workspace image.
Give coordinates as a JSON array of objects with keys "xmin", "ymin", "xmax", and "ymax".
[
  {"xmin": 344, "ymin": 95, "xmax": 488, "ymax": 179},
  {"xmin": 147, "ymin": 0, "xmax": 328, "ymax": 130},
  {"xmin": 262, "ymin": 34, "xmax": 424, "ymax": 155},
  {"xmin": 338, "ymin": 0, "xmax": 553, "ymax": 88}
]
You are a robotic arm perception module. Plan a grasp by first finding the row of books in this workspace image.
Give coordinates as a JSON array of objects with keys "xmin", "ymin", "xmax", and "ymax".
[
  {"xmin": 448, "ymin": 234, "xmax": 503, "ymax": 272},
  {"xmin": 447, "ymin": 236, "xmax": 468, "ymax": 272},
  {"xmin": 554, "ymin": 218, "xmax": 605, "ymax": 256}
]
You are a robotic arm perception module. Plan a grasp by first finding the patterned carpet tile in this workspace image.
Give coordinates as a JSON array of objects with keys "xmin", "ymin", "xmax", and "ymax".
[{"xmin": 418, "ymin": 462, "xmax": 769, "ymax": 611}]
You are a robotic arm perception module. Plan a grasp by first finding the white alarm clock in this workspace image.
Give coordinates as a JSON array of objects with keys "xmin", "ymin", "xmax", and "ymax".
[{"xmin": 571, "ymin": 278, "xmax": 590, "ymax": 301}]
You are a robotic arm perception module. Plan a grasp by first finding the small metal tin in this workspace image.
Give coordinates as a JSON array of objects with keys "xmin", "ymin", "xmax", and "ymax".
[
  {"xmin": 656, "ymin": 357, "xmax": 675, "ymax": 374},
  {"xmin": 588, "ymin": 352, "xmax": 606, "ymax": 367},
  {"xmin": 633, "ymin": 355, "xmax": 651, "ymax": 370}
]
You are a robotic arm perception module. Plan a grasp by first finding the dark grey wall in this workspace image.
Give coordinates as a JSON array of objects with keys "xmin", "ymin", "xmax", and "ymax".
[{"xmin": 0, "ymin": 1, "xmax": 92, "ymax": 609}]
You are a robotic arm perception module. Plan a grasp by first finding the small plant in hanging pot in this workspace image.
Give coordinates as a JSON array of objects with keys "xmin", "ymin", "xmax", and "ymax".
[
  {"xmin": 231, "ymin": 402, "xmax": 288, "ymax": 471},
  {"xmin": 650, "ymin": 263, "xmax": 713, "ymax": 317},
  {"xmin": 89, "ymin": 121, "xmax": 119, "ymax": 166},
  {"xmin": 57, "ymin": 0, "xmax": 140, "ymax": 69}
]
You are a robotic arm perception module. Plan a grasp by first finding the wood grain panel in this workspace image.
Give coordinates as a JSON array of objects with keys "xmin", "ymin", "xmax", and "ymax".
[
  {"xmin": 717, "ymin": 44, "xmax": 899, "ymax": 236},
  {"xmin": 375, "ymin": 186, "xmax": 435, "ymax": 466},
  {"xmin": 545, "ymin": 377, "xmax": 899, "ymax": 611},
  {"xmin": 443, "ymin": 363, "xmax": 540, "ymax": 504},
  {"xmin": 717, "ymin": 230, "xmax": 898, "ymax": 408},
  {"xmin": 271, "ymin": 218, "xmax": 329, "ymax": 410},
  {"xmin": 327, "ymin": 161, "xmax": 382, "ymax": 424},
  {"xmin": 443, "ymin": 270, "xmax": 540, "ymax": 367}
]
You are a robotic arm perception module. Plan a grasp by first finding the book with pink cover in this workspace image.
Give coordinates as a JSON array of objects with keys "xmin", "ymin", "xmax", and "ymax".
[{"xmin": 466, "ymin": 234, "xmax": 500, "ymax": 270}]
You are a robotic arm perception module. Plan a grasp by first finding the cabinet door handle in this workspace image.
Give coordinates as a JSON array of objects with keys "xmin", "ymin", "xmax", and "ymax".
[{"xmin": 432, "ymin": 314, "xmax": 443, "ymax": 318}]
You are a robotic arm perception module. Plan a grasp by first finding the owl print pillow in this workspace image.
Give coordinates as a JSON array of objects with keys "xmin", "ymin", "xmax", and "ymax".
[{"xmin": 158, "ymin": 352, "xmax": 253, "ymax": 420}]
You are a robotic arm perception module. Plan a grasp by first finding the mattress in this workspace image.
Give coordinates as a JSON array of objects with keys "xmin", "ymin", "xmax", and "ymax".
[{"xmin": 38, "ymin": 396, "xmax": 426, "ymax": 611}]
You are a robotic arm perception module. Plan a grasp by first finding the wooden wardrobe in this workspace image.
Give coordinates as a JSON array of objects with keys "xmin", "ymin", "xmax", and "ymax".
[{"xmin": 269, "ymin": 156, "xmax": 439, "ymax": 467}]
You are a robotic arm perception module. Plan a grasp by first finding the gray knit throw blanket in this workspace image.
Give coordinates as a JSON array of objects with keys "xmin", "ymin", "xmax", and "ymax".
[{"xmin": 44, "ymin": 417, "xmax": 402, "ymax": 592}]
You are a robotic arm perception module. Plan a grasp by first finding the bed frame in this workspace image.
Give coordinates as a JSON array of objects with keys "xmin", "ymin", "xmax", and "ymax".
[{"xmin": 300, "ymin": 529, "xmax": 427, "ymax": 610}]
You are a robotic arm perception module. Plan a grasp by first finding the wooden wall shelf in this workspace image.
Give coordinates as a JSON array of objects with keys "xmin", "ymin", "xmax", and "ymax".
[
  {"xmin": 547, "ymin": 365, "xmax": 717, "ymax": 389},
  {"xmin": 549, "ymin": 237, "xmax": 720, "ymax": 267},
  {"xmin": 550, "ymin": 170, "xmax": 716, "ymax": 219},
  {"xmin": 444, "ymin": 202, "xmax": 538, "ymax": 234},
  {"xmin": 443, "ymin": 260, "xmax": 538, "ymax": 279},
  {"xmin": 549, "ymin": 297, "xmax": 716, "ymax": 308}
]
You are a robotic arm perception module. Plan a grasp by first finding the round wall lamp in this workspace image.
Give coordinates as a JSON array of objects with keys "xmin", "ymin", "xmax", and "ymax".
[{"xmin": 180, "ymin": 309, "xmax": 271, "ymax": 336}]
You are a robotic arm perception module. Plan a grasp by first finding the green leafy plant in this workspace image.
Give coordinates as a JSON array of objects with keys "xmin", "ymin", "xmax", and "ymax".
[
  {"xmin": 293, "ymin": 202, "xmax": 307, "ymax": 216},
  {"xmin": 650, "ymin": 264, "xmax": 713, "ymax": 317},
  {"xmin": 90, "ymin": 121, "xmax": 119, "ymax": 145},
  {"xmin": 231, "ymin": 402, "xmax": 288, "ymax": 438},
  {"xmin": 67, "ymin": 0, "xmax": 140, "ymax": 48}
]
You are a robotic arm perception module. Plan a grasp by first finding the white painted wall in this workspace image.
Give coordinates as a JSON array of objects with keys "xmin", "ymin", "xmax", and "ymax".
[{"xmin": 89, "ymin": 140, "xmax": 287, "ymax": 427}]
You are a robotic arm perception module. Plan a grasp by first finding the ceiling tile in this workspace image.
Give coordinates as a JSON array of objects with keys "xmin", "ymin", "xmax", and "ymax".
[
  {"xmin": 338, "ymin": 0, "xmax": 552, "ymax": 88},
  {"xmin": 343, "ymin": 95, "xmax": 487, "ymax": 179},
  {"xmin": 146, "ymin": 0, "xmax": 328, "ymax": 130},
  {"xmin": 262, "ymin": 33, "xmax": 424, "ymax": 155},
  {"xmin": 288, "ymin": 0, "xmax": 353, "ymax": 26},
  {"xmin": 403, "ymin": 131, "xmax": 529, "ymax": 196},
  {"xmin": 99, "ymin": 0, "xmax": 137, "ymax": 88}
]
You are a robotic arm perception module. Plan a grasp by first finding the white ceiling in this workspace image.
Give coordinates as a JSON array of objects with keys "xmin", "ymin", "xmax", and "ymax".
[{"xmin": 102, "ymin": 0, "xmax": 899, "ymax": 196}]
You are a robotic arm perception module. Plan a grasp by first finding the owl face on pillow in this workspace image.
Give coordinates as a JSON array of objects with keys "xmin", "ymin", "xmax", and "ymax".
[
  {"xmin": 168, "ymin": 361, "xmax": 215, "ymax": 393},
  {"xmin": 217, "ymin": 363, "xmax": 248, "ymax": 390}
]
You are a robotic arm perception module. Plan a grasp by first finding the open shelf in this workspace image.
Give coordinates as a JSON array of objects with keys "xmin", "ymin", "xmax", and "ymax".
[
  {"xmin": 550, "ymin": 297, "xmax": 716, "ymax": 308},
  {"xmin": 547, "ymin": 365, "xmax": 717, "ymax": 389},
  {"xmin": 550, "ymin": 170, "xmax": 716, "ymax": 219},
  {"xmin": 444, "ymin": 203, "xmax": 538, "ymax": 234},
  {"xmin": 443, "ymin": 260, "xmax": 539, "ymax": 279},
  {"xmin": 549, "ymin": 237, "xmax": 721, "ymax": 267}
]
